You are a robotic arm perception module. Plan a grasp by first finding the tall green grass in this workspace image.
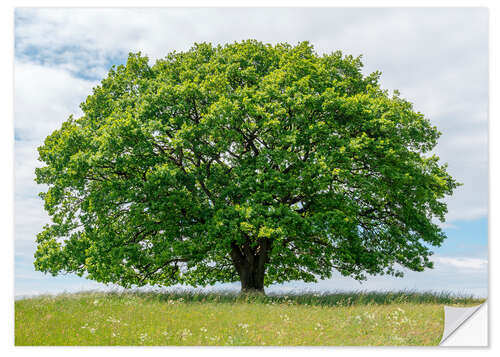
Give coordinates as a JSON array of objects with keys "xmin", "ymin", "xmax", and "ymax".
[
  {"xmin": 15, "ymin": 290, "xmax": 484, "ymax": 346},
  {"xmin": 104, "ymin": 288, "xmax": 481, "ymax": 306}
]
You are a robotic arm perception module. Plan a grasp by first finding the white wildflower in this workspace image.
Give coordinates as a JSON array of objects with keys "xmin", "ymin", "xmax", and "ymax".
[
  {"xmin": 106, "ymin": 316, "xmax": 121, "ymax": 323},
  {"xmin": 180, "ymin": 328, "xmax": 192, "ymax": 340},
  {"xmin": 280, "ymin": 314, "xmax": 290, "ymax": 322},
  {"xmin": 363, "ymin": 312, "xmax": 376, "ymax": 320}
]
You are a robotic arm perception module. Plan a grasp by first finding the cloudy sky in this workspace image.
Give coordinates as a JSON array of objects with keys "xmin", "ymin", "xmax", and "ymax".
[{"xmin": 14, "ymin": 7, "xmax": 488, "ymax": 298}]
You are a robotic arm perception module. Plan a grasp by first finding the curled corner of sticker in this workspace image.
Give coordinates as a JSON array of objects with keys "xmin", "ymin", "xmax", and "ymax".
[{"xmin": 439, "ymin": 302, "xmax": 486, "ymax": 345}]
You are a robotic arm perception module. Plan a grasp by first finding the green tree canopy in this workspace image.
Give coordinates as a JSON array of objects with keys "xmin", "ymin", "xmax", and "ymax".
[{"xmin": 34, "ymin": 40, "xmax": 458, "ymax": 292}]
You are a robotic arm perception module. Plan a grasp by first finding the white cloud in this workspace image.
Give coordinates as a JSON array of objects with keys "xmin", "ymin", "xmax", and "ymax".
[
  {"xmin": 14, "ymin": 61, "xmax": 96, "ymax": 141},
  {"xmin": 14, "ymin": 63, "xmax": 96, "ymax": 259},
  {"xmin": 432, "ymin": 256, "xmax": 488, "ymax": 270},
  {"xmin": 14, "ymin": 62, "xmax": 97, "ymax": 251}
]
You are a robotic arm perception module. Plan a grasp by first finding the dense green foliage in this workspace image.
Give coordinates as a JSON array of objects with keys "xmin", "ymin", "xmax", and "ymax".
[{"xmin": 34, "ymin": 40, "xmax": 458, "ymax": 291}]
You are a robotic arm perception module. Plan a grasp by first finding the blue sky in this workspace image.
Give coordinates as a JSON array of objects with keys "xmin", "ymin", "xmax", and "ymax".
[{"xmin": 14, "ymin": 8, "xmax": 488, "ymax": 298}]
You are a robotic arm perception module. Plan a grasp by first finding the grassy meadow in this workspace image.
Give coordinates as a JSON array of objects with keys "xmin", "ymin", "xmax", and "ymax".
[{"xmin": 15, "ymin": 290, "xmax": 484, "ymax": 346}]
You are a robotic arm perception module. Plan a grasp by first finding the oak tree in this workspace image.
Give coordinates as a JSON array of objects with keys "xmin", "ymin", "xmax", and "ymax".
[{"xmin": 34, "ymin": 40, "xmax": 458, "ymax": 293}]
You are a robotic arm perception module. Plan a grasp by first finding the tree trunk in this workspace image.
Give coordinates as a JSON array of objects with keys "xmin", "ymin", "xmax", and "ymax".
[
  {"xmin": 230, "ymin": 238, "xmax": 271, "ymax": 294},
  {"xmin": 238, "ymin": 264, "xmax": 265, "ymax": 293}
]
